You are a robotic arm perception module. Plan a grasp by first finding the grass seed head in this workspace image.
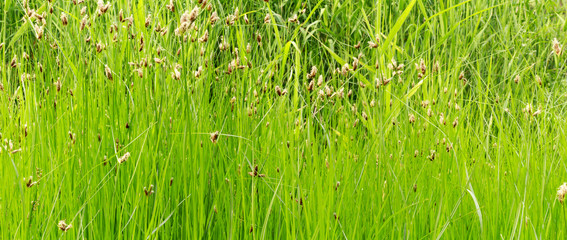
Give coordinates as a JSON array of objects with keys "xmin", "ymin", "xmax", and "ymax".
[
  {"xmin": 58, "ymin": 220, "xmax": 72, "ymax": 232},
  {"xmin": 288, "ymin": 14, "xmax": 298, "ymax": 23},
  {"xmin": 194, "ymin": 66, "xmax": 203, "ymax": 78},
  {"xmin": 188, "ymin": 6, "xmax": 200, "ymax": 22},
  {"xmin": 144, "ymin": 185, "xmax": 155, "ymax": 196},
  {"xmin": 523, "ymin": 103, "xmax": 533, "ymax": 115},
  {"xmin": 210, "ymin": 11, "xmax": 220, "ymax": 24},
  {"xmin": 368, "ymin": 40, "xmax": 378, "ymax": 48},
  {"xmin": 104, "ymin": 65, "xmax": 112, "ymax": 80},
  {"xmin": 275, "ymin": 85, "xmax": 286, "ymax": 96},
  {"xmin": 34, "ymin": 25, "xmax": 43, "ymax": 40},
  {"xmin": 352, "ymin": 57, "xmax": 359, "ymax": 71},
  {"xmin": 416, "ymin": 59, "xmax": 426, "ymax": 78},
  {"xmin": 432, "ymin": 60, "xmax": 440, "ymax": 73},
  {"xmin": 210, "ymin": 131, "xmax": 219, "ymax": 143},
  {"xmin": 427, "ymin": 150, "xmax": 436, "ymax": 161},
  {"xmin": 96, "ymin": 42, "xmax": 105, "ymax": 53},
  {"xmin": 307, "ymin": 80, "xmax": 314, "ymax": 91},
  {"xmin": 198, "ymin": 30, "xmax": 209, "ymax": 43},
  {"xmin": 552, "ymin": 38, "xmax": 562, "ymax": 56},
  {"xmin": 354, "ymin": 41, "xmax": 361, "ymax": 49},
  {"xmin": 145, "ymin": 14, "xmax": 152, "ymax": 27},
  {"xmin": 24, "ymin": 176, "xmax": 37, "ymax": 187},
  {"xmin": 117, "ymin": 152, "xmax": 130, "ymax": 164},
  {"xmin": 558, "ymin": 183, "xmax": 567, "ymax": 204},
  {"xmin": 226, "ymin": 14, "xmax": 237, "ymax": 26},
  {"xmin": 172, "ymin": 68, "xmax": 181, "ymax": 80},
  {"xmin": 341, "ymin": 63, "xmax": 350, "ymax": 76},
  {"xmin": 244, "ymin": 14, "xmax": 249, "ymax": 24},
  {"xmin": 54, "ymin": 78, "xmax": 61, "ymax": 92},
  {"xmin": 80, "ymin": 15, "xmax": 89, "ymax": 31},
  {"xmin": 256, "ymin": 32, "xmax": 262, "ymax": 45},
  {"xmin": 97, "ymin": 0, "xmax": 111, "ymax": 15},
  {"xmin": 166, "ymin": 0, "xmax": 175, "ymax": 12},
  {"xmin": 307, "ymin": 66, "xmax": 317, "ymax": 79},
  {"xmin": 10, "ymin": 55, "xmax": 18, "ymax": 68}
]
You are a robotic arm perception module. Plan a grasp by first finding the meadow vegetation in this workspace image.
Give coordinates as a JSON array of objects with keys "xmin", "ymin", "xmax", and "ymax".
[{"xmin": 2, "ymin": 0, "xmax": 567, "ymax": 238}]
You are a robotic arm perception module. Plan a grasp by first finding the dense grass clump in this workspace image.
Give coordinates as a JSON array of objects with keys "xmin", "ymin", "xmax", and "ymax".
[{"xmin": 2, "ymin": 0, "xmax": 567, "ymax": 238}]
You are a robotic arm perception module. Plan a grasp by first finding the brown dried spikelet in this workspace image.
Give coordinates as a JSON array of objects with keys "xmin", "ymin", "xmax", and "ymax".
[
  {"xmin": 275, "ymin": 85, "xmax": 287, "ymax": 96},
  {"xmin": 307, "ymin": 66, "xmax": 317, "ymax": 79},
  {"xmin": 362, "ymin": 111, "xmax": 368, "ymax": 120},
  {"xmin": 133, "ymin": 68, "xmax": 143, "ymax": 78},
  {"xmin": 80, "ymin": 15, "xmax": 89, "ymax": 31},
  {"xmin": 552, "ymin": 38, "xmax": 562, "ymax": 56},
  {"xmin": 97, "ymin": 0, "xmax": 111, "ymax": 15},
  {"xmin": 10, "ymin": 55, "xmax": 18, "ymax": 68},
  {"xmin": 317, "ymin": 75, "xmax": 324, "ymax": 86},
  {"xmin": 104, "ymin": 65, "xmax": 112, "ymax": 80},
  {"xmin": 439, "ymin": 113, "xmax": 446, "ymax": 125},
  {"xmin": 198, "ymin": 30, "xmax": 209, "ymax": 43},
  {"xmin": 288, "ymin": 14, "xmax": 298, "ymax": 23},
  {"xmin": 210, "ymin": 11, "xmax": 220, "ymax": 24},
  {"xmin": 353, "ymin": 41, "xmax": 361, "ymax": 49},
  {"xmin": 96, "ymin": 42, "xmax": 104, "ymax": 53},
  {"xmin": 432, "ymin": 60, "xmax": 440, "ymax": 73},
  {"xmin": 194, "ymin": 66, "xmax": 203, "ymax": 78},
  {"xmin": 557, "ymin": 183, "xmax": 567, "ymax": 204},
  {"xmin": 54, "ymin": 78, "xmax": 62, "ymax": 92},
  {"xmin": 427, "ymin": 150, "xmax": 436, "ymax": 161},
  {"xmin": 210, "ymin": 131, "xmax": 219, "ymax": 143},
  {"xmin": 256, "ymin": 32, "xmax": 262, "ymax": 46},
  {"xmin": 143, "ymin": 185, "xmax": 155, "ymax": 196},
  {"xmin": 145, "ymin": 14, "xmax": 152, "ymax": 27},
  {"xmin": 58, "ymin": 220, "xmax": 72, "ymax": 232},
  {"xmin": 24, "ymin": 176, "xmax": 37, "ymax": 187},
  {"xmin": 117, "ymin": 152, "xmax": 130, "ymax": 164},
  {"xmin": 341, "ymin": 63, "xmax": 350, "ymax": 76},
  {"xmin": 368, "ymin": 40, "xmax": 378, "ymax": 48},
  {"xmin": 172, "ymin": 68, "xmax": 181, "ymax": 80},
  {"xmin": 535, "ymin": 75, "xmax": 542, "ymax": 86},
  {"xmin": 248, "ymin": 165, "xmax": 266, "ymax": 178},
  {"xmin": 243, "ymin": 14, "xmax": 249, "ymax": 24},
  {"xmin": 61, "ymin": 12, "xmax": 68, "ymax": 26},
  {"xmin": 166, "ymin": 0, "xmax": 175, "ymax": 12}
]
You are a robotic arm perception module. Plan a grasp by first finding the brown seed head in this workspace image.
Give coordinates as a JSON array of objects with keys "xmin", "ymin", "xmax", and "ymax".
[
  {"xmin": 210, "ymin": 131, "xmax": 219, "ymax": 143},
  {"xmin": 58, "ymin": 220, "xmax": 72, "ymax": 232}
]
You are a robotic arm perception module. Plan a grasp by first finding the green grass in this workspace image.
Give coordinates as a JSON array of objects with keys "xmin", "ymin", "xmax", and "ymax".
[{"xmin": 2, "ymin": 0, "xmax": 567, "ymax": 238}]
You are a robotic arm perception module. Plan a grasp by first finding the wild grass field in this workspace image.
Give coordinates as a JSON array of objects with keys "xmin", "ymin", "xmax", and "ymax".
[{"xmin": 2, "ymin": 0, "xmax": 567, "ymax": 239}]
